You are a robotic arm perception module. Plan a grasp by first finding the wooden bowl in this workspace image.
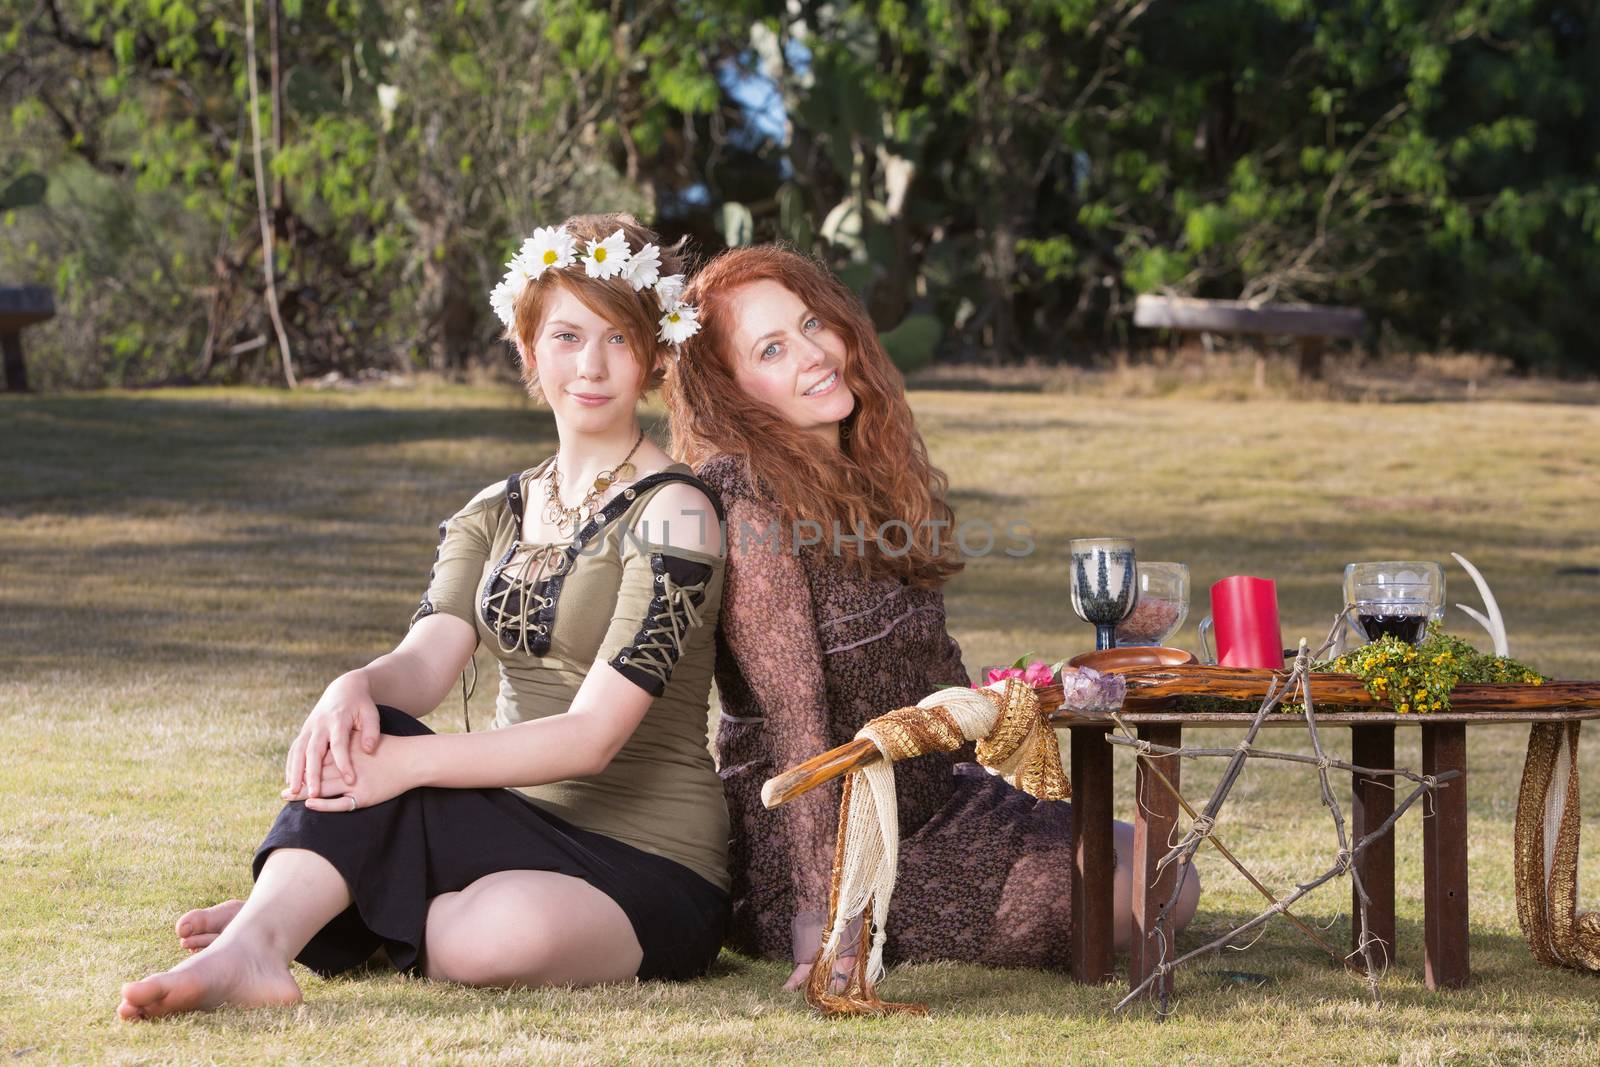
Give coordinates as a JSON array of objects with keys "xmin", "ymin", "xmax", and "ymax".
[{"xmin": 1067, "ymin": 646, "xmax": 1198, "ymax": 673}]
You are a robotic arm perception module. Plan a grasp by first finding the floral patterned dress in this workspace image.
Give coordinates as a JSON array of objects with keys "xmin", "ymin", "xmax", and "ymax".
[{"xmin": 697, "ymin": 454, "xmax": 1076, "ymax": 969}]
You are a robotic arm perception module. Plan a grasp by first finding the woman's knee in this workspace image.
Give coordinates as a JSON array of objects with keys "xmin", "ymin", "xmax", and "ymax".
[
  {"xmin": 1109, "ymin": 819, "xmax": 1203, "ymax": 946},
  {"xmin": 422, "ymin": 872, "xmax": 641, "ymax": 987},
  {"xmin": 1173, "ymin": 864, "xmax": 1202, "ymax": 929},
  {"xmin": 422, "ymin": 889, "xmax": 564, "ymax": 986}
]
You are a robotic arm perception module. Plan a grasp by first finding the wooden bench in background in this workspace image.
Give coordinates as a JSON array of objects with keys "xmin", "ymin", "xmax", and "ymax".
[
  {"xmin": 1134, "ymin": 294, "xmax": 1366, "ymax": 381},
  {"xmin": 1, "ymin": 285, "xmax": 54, "ymax": 393}
]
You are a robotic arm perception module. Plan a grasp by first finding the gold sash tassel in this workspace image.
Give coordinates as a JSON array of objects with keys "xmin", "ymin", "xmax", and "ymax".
[
  {"xmin": 806, "ymin": 679, "xmax": 1069, "ymax": 1016},
  {"xmin": 1514, "ymin": 721, "xmax": 1600, "ymax": 971}
]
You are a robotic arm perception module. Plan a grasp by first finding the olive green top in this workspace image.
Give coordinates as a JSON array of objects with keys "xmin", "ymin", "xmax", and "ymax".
[{"xmin": 415, "ymin": 457, "xmax": 730, "ymax": 890}]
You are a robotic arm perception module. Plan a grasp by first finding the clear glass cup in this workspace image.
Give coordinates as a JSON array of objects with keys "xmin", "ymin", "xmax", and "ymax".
[
  {"xmin": 1342, "ymin": 560, "xmax": 1445, "ymax": 647},
  {"xmin": 1069, "ymin": 536, "xmax": 1137, "ymax": 651},
  {"xmin": 1115, "ymin": 561, "xmax": 1190, "ymax": 647}
]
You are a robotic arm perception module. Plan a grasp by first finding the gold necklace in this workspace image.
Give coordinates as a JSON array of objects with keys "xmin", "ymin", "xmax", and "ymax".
[{"xmin": 542, "ymin": 428, "xmax": 646, "ymax": 534}]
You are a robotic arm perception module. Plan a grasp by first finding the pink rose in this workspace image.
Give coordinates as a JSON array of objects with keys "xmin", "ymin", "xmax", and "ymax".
[{"xmin": 981, "ymin": 661, "xmax": 1055, "ymax": 689}]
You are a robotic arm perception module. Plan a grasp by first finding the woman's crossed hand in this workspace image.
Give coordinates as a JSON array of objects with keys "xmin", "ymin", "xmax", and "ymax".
[
  {"xmin": 281, "ymin": 734, "xmax": 418, "ymax": 813},
  {"xmin": 285, "ymin": 672, "xmax": 382, "ymax": 799}
]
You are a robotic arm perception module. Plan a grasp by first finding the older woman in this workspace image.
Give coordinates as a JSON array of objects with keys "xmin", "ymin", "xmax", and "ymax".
[
  {"xmin": 664, "ymin": 245, "xmax": 1199, "ymax": 989},
  {"xmin": 120, "ymin": 215, "xmax": 728, "ymax": 1020}
]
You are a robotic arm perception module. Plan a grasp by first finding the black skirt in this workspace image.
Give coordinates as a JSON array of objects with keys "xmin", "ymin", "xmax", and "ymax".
[{"xmin": 253, "ymin": 705, "xmax": 728, "ymax": 982}]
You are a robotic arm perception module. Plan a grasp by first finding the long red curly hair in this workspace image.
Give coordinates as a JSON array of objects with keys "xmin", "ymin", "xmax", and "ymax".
[{"xmin": 665, "ymin": 245, "xmax": 963, "ymax": 587}]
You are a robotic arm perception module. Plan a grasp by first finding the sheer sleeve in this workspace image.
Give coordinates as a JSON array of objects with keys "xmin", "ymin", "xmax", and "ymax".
[
  {"xmin": 410, "ymin": 486, "xmax": 497, "ymax": 633},
  {"xmin": 717, "ymin": 489, "xmax": 839, "ymax": 960}
]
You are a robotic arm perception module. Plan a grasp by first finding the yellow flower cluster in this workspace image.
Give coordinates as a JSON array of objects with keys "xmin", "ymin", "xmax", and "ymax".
[
  {"xmin": 1330, "ymin": 638, "xmax": 1455, "ymax": 713},
  {"xmin": 1317, "ymin": 623, "xmax": 1550, "ymax": 715}
]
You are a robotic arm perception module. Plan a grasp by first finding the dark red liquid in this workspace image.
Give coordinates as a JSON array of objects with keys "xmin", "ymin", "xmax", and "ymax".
[{"xmin": 1357, "ymin": 613, "xmax": 1426, "ymax": 644}]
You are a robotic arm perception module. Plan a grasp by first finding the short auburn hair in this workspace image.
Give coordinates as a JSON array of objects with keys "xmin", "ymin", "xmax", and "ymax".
[
  {"xmin": 504, "ymin": 213, "xmax": 685, "ymax": 402},
  {"xmin": 665, "ymin": 244, "xmax": 963, "ymax": 587}
]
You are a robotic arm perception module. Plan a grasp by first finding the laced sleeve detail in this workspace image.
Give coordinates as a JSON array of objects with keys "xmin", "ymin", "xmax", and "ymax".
[{"xmin": 605, "ymin": 551, "xmax": 717, "ymax": 697}]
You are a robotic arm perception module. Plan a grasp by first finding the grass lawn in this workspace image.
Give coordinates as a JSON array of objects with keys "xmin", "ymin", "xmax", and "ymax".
[{"xmin": 3, "ymin": 384, "xmax": 1599, "ymax": 1064}]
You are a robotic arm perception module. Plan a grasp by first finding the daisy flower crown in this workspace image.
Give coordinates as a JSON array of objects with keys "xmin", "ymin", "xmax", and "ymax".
[{"xmin": 489, "ymin": 225, "xmax": 701, "ymax": 350}]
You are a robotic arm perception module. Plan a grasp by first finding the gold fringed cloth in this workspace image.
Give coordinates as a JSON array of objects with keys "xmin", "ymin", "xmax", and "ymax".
[
  {"xmin": 1515, "ymin": 722, "xmax": 1600, "ymax": 970},
  {"xmin": 806, "ymin": 679, "xmax": 1069, "ymax": 1016}
]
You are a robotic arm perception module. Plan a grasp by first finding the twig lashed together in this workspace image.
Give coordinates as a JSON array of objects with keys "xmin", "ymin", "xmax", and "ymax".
[{"xmin": 1112, "ymin": 611, "xmax": 1457, "ymax": 1014}]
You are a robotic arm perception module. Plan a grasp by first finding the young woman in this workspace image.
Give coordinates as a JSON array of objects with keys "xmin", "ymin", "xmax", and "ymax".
[
  {"xmin": 119, "ymin": 215, "xmax": 729, "ymax": 1020},
  {"xmin": 664, "ymin": 246, "xmax": 1200, "ymax": 990}
]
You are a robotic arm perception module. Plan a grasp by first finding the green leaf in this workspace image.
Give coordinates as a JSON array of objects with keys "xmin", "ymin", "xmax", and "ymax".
[
  {"xmin": 447, "ymin": 53, "xmax": 487, "ymax": 94},
  {"xmin": 0, "ymin": 173, "xmax": 47, "ymax": 211},
  {"xmin": 113, "ymin": 28, "xmax": 136, "ymax": 67},
  {"xmin": 879, "ymin": 313, "xmax": 941, "ymax": 373},
  {"xmin": 1017, "ymin": 236, "xmax": 1077, "ymax": 283}
]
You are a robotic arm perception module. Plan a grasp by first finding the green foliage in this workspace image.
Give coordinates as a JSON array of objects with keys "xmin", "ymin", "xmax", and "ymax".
[
  {"xmin": 1017, "ymin": 237, "xmax": 1078, "ymax": 283},
  {"xmin": 4, "ymin": 0, "xmax": 1598, "ymax": 385},
  {"xmin": 878, "ymin": 312, "xmax": 941, "ymax": 373},
  {"xmin": 1315, "ymin": 622, "xmax": 1549, "ymax": 715},
  {"xmin": 1124, "ymin": 247, "xmax": 1192, "ymax": 295},
  {"xmin": 0, "ymin": 173, "xmax": 47, "ymax": 210}
]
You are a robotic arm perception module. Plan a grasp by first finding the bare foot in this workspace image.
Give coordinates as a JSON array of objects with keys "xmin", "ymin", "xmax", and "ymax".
[
  {"xmin": 175, "ymin": 899, "xmax": 245, "ymax": 953},
  {"xmin": 117, "ymin": 939, "xmax": 302, "ymax": 1021},
  {"xmin": 782, "ymin": 956, "xmax": 858, "ymax": 993}
]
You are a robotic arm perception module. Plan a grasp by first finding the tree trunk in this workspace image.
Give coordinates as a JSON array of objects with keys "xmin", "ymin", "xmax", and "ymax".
[
  {"xmin": 269, "ymin": 0, "xmax": 283, "ymax": 212},
  {"xmin": 244, "ymin": 0, "xmax": 295, "ymax": 387},
  {"xmin": 983, "ymin": 216, "xmax": 1019, "ymax": 363},
  {"xmin": 268, "ymin": 0, "xmax": 294, "ymax": 252},
  {"xmin": 418, "ymin": 218, "xmax": 477, "ymax": 374}
]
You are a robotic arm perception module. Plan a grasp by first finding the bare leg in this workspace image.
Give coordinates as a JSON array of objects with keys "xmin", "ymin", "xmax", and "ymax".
[
  {"xmin": 118, "ymin": 849, "xmax": 349, "ymax": 1021},
  {"xmin": 422, "ymin": 869, "xmax": 643, "ymax": 987},
  {"xmin": 1112, "ymin": 819, "xmax": 1201, "ymax": 953},
  {"xmin": 175, "ymin": 899, "xmax": 245, "ymax": 953}
]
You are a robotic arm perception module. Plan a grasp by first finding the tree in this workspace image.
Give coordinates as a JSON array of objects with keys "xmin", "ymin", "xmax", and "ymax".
[
  {"xmin": 3, "ymin": 0, "xmax": 1596, "ymax": 384},
  {"xmin": 2, "ymin": 0, "xmax": 704, "ymax": 384}
]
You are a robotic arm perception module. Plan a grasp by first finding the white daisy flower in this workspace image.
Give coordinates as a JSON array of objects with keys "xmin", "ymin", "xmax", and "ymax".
[
  {"xmin": 490, "ymin": 275, "xmax": 521, "ymax": 326},
  {"xmin": 504, "ymin": 258, "xmax": 535, "ymax": 286},
  {"xmin": 654, "ymin": 273, "xmax": 686, "ymax": 306},
  {"xmin": 516, "ymin": 226, "xmax": 576, "ymax": 279},
  {"xmin": 621, "ymin": 243, "xmax": 662, "ymax": 292},
  {"xmin": 658, "ymin": 301, "xmax": 701, "ymax": 345},
  {"xmin": 582, "ymin": 229, "xmax": 631, "ymax": 280}
]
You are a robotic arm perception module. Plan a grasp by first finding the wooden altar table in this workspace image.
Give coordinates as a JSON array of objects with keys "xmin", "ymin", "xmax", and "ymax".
[{"xmin": 1057, "ymin": 701, "xmax": 1600, "ymax": 996}]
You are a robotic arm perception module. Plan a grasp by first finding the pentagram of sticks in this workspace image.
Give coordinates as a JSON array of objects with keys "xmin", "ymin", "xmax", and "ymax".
[{"xmin": 1107, "ymin": 613, "xmax": 1460, "ymax": 1016}]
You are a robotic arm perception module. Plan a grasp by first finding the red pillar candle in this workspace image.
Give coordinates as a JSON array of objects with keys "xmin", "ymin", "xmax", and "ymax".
[{"xmin": 1210, "ymin": 576, "xmax": 1284, "ymax": 669}]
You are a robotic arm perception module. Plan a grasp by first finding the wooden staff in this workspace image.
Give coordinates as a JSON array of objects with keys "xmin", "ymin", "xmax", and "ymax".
[{"xmin": 1110, "ymin": 665, "xmax": 1600, "ymax": 713}]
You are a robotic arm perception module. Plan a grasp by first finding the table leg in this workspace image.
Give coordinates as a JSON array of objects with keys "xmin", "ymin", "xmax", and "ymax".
[
  {"xmin": 1, "ymin": 329, "xmax": 30, "ymax": 393},
  {"xmin": 1350, "ymin": 724, "xmax": 1396, "ymax": 968},
  {"xmin": 1070, "ymin": 725, "xmax": 1115, "ymax": 983},
  {"xmin": 1131, "ymin": 723, "xmax": 1183, "ymax": 1000},
  {"xmin": 1422, "ymin": 722, "xmax": 1470, "ymax": 989}
]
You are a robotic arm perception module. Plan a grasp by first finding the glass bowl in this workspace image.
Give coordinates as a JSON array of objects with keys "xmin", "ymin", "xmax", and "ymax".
[{"xmin": 1115, "ymin": 561, "xmax": 1190, "ymax": 647}]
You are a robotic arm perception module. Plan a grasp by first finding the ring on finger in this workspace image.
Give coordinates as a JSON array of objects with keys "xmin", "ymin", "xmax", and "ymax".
[{"xmin": 346, "ymin": 794, "xmax": 357, "ymax": 812}]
